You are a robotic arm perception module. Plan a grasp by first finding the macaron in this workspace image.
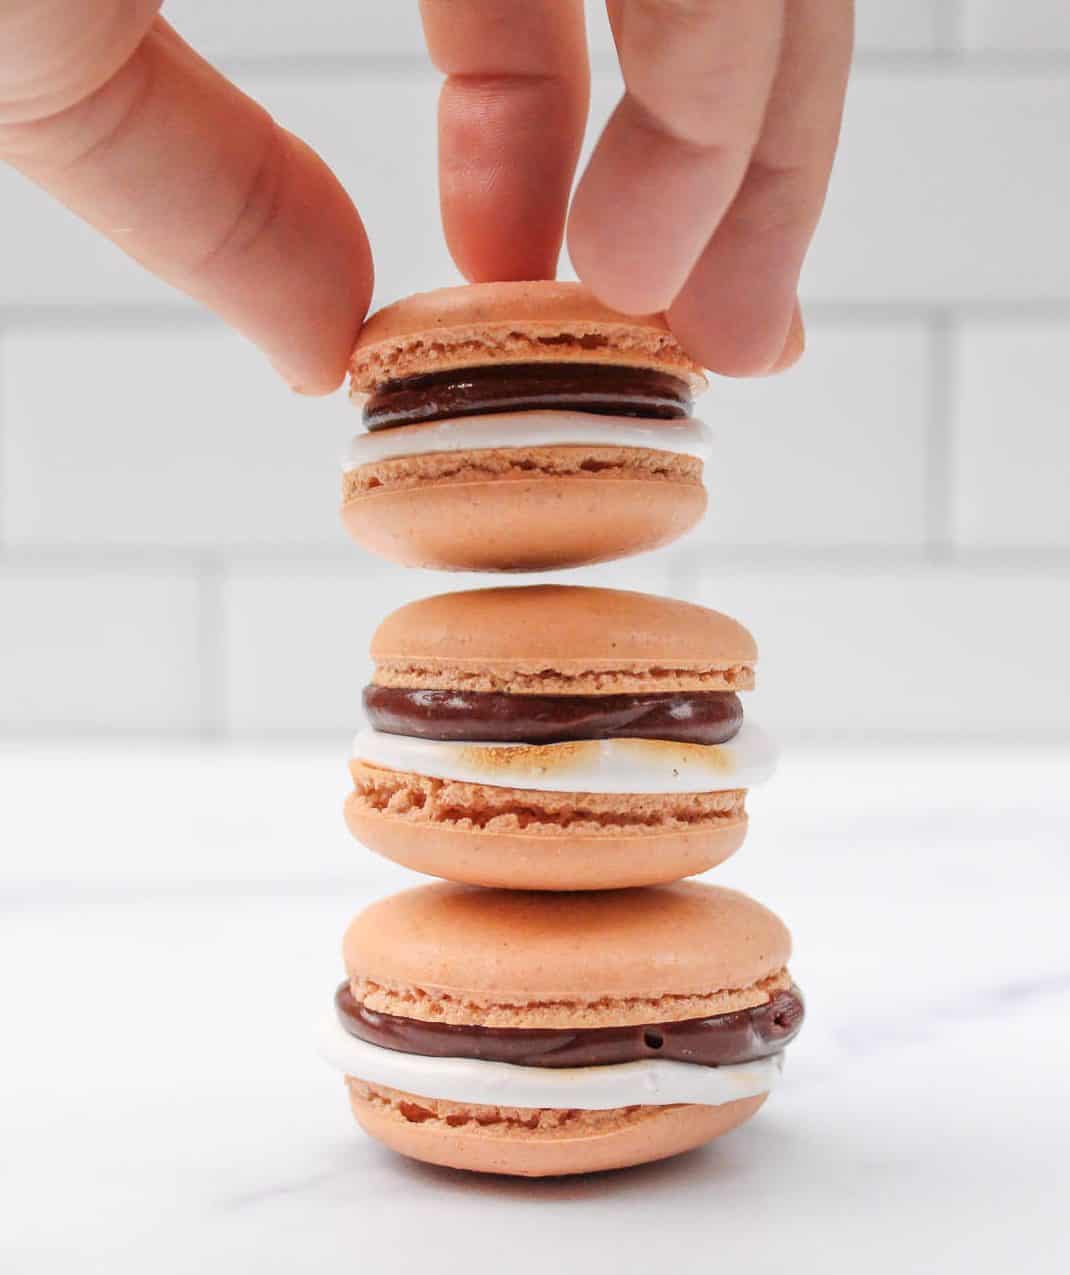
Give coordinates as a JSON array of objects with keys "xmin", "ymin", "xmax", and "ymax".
[
  {"xmin": 346, "ymin": 584, "xmax": 775, "ymax": 890},
  {"xmin": 319, "ymin": 881, "xmax": 804, "ymax": 1177},
  {"xmin": 343, "ymin": 282, "xmax": 710, "ymax": 572}
]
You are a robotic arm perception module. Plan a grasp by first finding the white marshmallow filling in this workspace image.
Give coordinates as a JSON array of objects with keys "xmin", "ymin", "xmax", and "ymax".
[{"xmin": 345, "ymin": 409, "xmax": 713, "ymax": 470}]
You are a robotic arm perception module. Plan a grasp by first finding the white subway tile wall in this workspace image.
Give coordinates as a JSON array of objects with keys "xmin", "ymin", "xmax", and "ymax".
[
  {"xmin": 961, "ymin": 2, "xmax": 1070, "ymax": 51},
  {"xmin": 2, "ymin": 325, "xmax": 353, "ymax": 549},
  {"xmin": 952, "ymin": 322, "xmax": 1070, "ymax": 548},
  {"xmin": 682, "ymin": 565, "xmax": 1070, "ymax": 738},
  {"xmin": 853, "ymin": 0, "xmax": 952, "ymax": 53},
  {"xmin": 0, "ymin": 564, "xmax": 202, "ymax": 731},
  {"xmin": 1, "ymin": 2, "xmax": 1068, "ymax": 740},
  {"xmin": 804, "ymin": 71, "xmax": 1070, "ymax": 303},
  {"xmin": 693, "ymin": 321, "xmax": 932, "ymax": 549},
  {"xmin": 161, "ymin": 1, "xmax": 426, "ymax": 60}
]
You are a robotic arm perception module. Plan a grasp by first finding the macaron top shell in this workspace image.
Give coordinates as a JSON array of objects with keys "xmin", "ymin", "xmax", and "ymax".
[
  {"xmin": 370, "ymin": 585, "xmax": 757, "ymax": 695},
  {"xmin": 348, "ymin": 281, "xmax": 705, "ymax": 394},
  {"xmin": 343, "ymin": 882, "xmax": 791, "ymax": 1027}
]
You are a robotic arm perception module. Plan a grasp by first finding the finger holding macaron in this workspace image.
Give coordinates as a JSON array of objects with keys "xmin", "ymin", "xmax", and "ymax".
[
  {"xmin": 343, "ymin": 282, "xmax": 712, "ymax": 572},
  {"xmin": 319, "ymin": 881, "xmax": 804, "ymax": 1178},
  {"xmin": 346, "ymin": 584, "xmax": 776, "ymax": 891}
]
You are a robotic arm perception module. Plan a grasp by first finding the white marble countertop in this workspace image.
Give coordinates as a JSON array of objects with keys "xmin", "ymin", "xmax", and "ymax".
[{"xmin": 2, "ymin": 743, "xmax": 1068, "ymax": 1273}]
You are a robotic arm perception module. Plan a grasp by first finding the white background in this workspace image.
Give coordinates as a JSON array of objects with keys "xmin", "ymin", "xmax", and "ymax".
[{"xmin": 2, "ymin": 0, "xmax": 1069, "ymax": 743}]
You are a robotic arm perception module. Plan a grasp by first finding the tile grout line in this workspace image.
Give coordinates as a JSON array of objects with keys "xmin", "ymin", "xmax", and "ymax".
[
  {"xmin": 195, "ymin": 553, "xmax": 227, "ymax": 742},
  {"xmin": 924, "ymin": 310, "xmax": 956, "ymax": 562}
]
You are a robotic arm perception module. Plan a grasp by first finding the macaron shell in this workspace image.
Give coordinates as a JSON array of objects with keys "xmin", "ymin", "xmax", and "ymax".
[
  {"xmin": 348, "ymin": 281, "xmax": 704, "ymax": 393},
  {"xmin": 342, "ymin": 473, "xmax": 706, "ymax": 572},
  {"xmin": 347, "ymin": 1080, "xmax": 766, "ymax": 1177},
  {"xmin": 370, "ymin": 584, "xmax": 757, "ymax": 680},
  {"xmin": 343, "ymin": 881, "xmax": 791, "ymax": 1007},
  {"xmin": 344, "ymin": 788, "xmax": 747, "ymax": 890}
]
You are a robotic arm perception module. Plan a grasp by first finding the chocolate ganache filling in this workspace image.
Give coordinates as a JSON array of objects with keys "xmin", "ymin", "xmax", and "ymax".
[
  {"xmin": 335, "ymin": 982, "xmax": 804, "ymax": 1069},
  {"xmin": 363, "ymin": 687, "xmax": 743, "ymax": 746},
  {"xmin": 363, "ymin": 363, "xmax": 693, "ymax": 430}
]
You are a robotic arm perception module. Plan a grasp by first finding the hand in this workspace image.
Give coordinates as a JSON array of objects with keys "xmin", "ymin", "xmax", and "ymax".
[
  {"xmin": 0, "ymin": 1, "xmax": 372, "ymax": 393},
  {"xmin": 0, "ymin": 3, "xmax": 851, "ymax": 396},
  {"xmin": 422, "ymin": 0, "xmax": 853, "ymax": 374}
]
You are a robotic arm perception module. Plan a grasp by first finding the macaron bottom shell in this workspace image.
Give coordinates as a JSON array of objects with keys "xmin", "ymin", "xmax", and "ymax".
[
  {"xmin": 344, "ymin": 771, "xmax": 748, "ymax": 890},
  {"xmin": 341, "ymin": 471, "xmax": 707, "ymax": 572},
  {"xmin": 346, "ymin": 1078, "xmax": 766, "ymax": 1178}
]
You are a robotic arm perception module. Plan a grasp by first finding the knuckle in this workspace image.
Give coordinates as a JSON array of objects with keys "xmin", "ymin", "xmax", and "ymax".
[
  {"xmin": 0, "ymin": 46, "xmax": 153, "ymax": 168},
  {"xmin": 192, "ymin": 122, "xmax": 288, "ymax": 275},
  {"xmin": 0, "ymin": 0, "xmax": 160, "ymax": 128}
]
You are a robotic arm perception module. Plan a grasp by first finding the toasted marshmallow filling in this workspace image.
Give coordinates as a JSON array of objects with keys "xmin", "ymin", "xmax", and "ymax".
[
  {"xmin": 345, "ymin": 410, "xmax": 713, "ymax": 470},
  {"xmin": 318, "ymin": 1012, "xmax": 784, "ymax": 1110},
  {"xmin": 351, "ymin": 721, "xmax": 777, "ymax": 794}
]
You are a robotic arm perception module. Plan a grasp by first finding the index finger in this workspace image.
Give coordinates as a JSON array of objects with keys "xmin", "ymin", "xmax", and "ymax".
[
  {"xmin": 1, "ymin": 5, "xmax": 372, "ymax": 393},
  {"xmin": 420, "ymin": 0, "xmax": 590, "ymax": 283}
]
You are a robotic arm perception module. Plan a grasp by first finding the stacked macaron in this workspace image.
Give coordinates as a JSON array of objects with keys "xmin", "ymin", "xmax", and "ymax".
[
  {"xmin": 321, "ymin": 283, "xmax": 803, "ymax": 1177},
  {"xmin": 348, "ymin": 584, "xmax": 776, "ymax": 891},
  {"xmin": 321, "ymin": 884, "xmax": 802, "ymax": 1177},
  {"xmin": 343, "ymin": 283, "xmax": 710, "ymax": 571}
]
